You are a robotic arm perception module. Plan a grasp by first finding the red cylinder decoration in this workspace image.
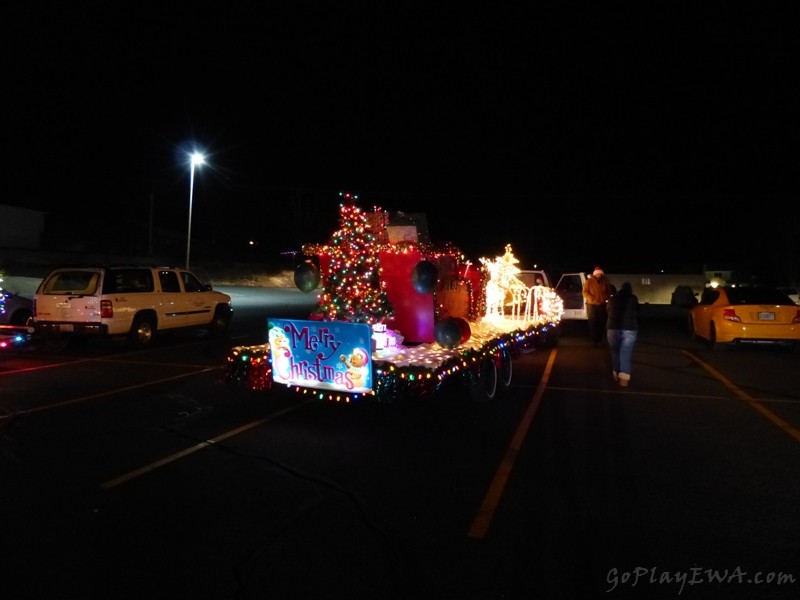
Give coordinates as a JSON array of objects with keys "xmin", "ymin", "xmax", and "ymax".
[{"xmin": 453, "ymin": 316, "xmax": 471, "ymax": 344}]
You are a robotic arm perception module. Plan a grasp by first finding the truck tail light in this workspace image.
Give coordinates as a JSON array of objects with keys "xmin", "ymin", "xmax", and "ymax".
[{"xmin": 101, "ymin": 299, "xmax": 113, "ymax": 318}]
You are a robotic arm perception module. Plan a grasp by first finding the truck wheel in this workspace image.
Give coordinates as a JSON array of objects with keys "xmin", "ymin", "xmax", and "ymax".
[
  {"xmin": 128, "ymin": 314, "xmax": 156, "ymax": 349},
  {"xmin": 467, "ymin": 357, "xmax": 498, "ymax": 403},
  {"xmin": 41, "ymin": 332, "xmax": 70, "ymax": 353},
  {"xmin": 209, "ymin": 305, "xmax": 232, "ymax": 338},
  {"xmin": 545, "ymin": 325, "xmax": 560, "ymax": 347},
  {"xmin": 688, "ymin": 314, "xmax": 696, "ymax": 339}
]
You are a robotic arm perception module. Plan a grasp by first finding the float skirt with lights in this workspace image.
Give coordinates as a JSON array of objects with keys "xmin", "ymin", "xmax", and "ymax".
[{"xmin": 223, "ymin": 319, "xmax": 557, "ymax": 403}]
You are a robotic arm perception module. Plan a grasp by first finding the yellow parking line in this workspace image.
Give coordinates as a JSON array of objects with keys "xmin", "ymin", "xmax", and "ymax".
[
  {"xmin": 683, "ymin": 350, "xmax": 800, "ymax": 444},
  {"xmin": 467, "ymin": 348, "xmax": 557, "ymax": 540}
]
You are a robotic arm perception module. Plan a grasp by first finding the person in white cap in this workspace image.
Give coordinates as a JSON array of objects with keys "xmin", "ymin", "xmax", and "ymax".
[{"xmin": 582, "ymin": 266, "xmax": 613, "ymax": 346}]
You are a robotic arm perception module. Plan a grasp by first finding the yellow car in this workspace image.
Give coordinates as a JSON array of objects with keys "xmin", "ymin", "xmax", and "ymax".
[{"xmin": 689, "ymin": 286, "xmax": 800, "ymax": 351}]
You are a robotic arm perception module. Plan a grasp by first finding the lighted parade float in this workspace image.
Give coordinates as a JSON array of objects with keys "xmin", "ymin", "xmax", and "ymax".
[{"xmin": 223, "ymin": 193, "xmax": 563, "ymax": 403}]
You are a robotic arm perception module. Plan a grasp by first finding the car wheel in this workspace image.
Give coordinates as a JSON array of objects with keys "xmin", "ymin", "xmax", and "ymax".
[
  {"xmin": 128, "ymin": 314, "xmax": 156, "ymax": 349},
  {"xmin": 209, "ymin": 305, "xmax": 232, "ymax": 338},
  {"xmin": 467, "ymin": 357, "xmax": 498, "ymax": 403},
  {"xmin": 708, "ymin": 323, "xmax": 727, "ymax": 351}
]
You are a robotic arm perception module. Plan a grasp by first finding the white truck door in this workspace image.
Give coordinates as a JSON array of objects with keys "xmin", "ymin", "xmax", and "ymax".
[{"xmin": 555, "ymin": 272, "xmax": 588, "ymax": 320}]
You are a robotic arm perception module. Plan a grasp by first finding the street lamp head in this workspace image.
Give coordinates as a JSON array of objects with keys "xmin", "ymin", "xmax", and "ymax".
[{"xmin": 190, "ymin": 152, "xmax": 205, "ymax": 168}]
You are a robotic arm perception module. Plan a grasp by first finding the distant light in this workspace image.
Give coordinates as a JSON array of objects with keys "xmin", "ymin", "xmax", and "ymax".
[{"xmin": 190, "ymin": 152, "xmax": 205, "ymax": 167}]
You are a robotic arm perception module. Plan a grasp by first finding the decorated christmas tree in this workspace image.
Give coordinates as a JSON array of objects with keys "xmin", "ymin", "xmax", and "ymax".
[
  {"xmin": 495, "ymin": 244, "xmax": 524, "ymax": 290},
  {"xmin": 315, "ymin": 193, "xmax": 393, "ymax": 324}
]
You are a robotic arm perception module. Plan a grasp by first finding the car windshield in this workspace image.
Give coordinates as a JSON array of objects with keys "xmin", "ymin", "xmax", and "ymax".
[{"xmin": 725, "ymin": 287, "xmax": 793, "ymax": 305}]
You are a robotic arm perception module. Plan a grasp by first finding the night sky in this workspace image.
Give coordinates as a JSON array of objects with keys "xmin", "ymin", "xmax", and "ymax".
[{"xmin": 3, "ymin": 4, "xmax": 797, "ymax": 278}]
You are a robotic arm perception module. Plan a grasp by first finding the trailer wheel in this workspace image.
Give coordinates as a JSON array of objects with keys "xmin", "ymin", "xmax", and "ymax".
[
  {"xmin": 499, "ymin": 350, "xmax": 513, "ymax": 388},
  {"xmin": 468, "ymin": 357, "xmax": 498, "ymax": 403}
]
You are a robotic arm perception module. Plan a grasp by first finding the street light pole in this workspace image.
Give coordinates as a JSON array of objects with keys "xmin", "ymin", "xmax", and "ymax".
[{"xmin": 185, "ymin": 152, "xmax": 205, "ymax": 270}]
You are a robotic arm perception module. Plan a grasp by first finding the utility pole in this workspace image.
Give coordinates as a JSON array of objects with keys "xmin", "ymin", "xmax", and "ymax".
[{"xmin": 145, "ymin": 178, "xmax": 162, "ymax": 258}]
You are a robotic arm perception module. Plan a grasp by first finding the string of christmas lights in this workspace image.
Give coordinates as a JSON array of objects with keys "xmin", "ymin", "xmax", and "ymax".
[{"xmin": 222, "ymin": 322, "xmax": 555, "ymax": 403}]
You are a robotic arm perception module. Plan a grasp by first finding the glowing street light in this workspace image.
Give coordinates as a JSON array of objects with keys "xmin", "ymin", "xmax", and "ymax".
[{"xmin": 185, "ymin": 151, "xmax": 205, "ymax": 269}]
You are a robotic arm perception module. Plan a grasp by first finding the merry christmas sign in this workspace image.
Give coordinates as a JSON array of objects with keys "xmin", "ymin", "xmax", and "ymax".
[{"xmin": 268, "ymin": 319, "xmax": 373, "ymax": 394}]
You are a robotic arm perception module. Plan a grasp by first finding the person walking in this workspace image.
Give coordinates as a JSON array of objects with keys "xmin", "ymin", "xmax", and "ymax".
[
  {"xmin": 606, "ymin": 281, "xmax": 639, "ymax": 387},
  {"xmin": 582, "ymin": 266, "xmax": 612, "ymax": 346}
]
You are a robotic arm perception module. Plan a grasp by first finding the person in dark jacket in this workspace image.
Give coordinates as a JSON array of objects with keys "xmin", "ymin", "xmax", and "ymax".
[{"xmin": 606, "ymin": 281, "xmax": 638, "ymax": 387}]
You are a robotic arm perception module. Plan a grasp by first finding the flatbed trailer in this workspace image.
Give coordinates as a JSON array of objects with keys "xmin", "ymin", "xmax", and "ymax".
[{"xmin": 223, "ymin": 316, "xmax": 558, "ymax": 403}]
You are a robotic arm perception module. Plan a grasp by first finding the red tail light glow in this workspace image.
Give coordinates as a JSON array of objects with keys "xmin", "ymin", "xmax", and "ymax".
[
  {"xmin": 722, "ymin": 308, "xmax": 741, "ymax": 323},
  {"xmin": 101, "ymin": 299, "xmax": 113, "ymax": 318}
]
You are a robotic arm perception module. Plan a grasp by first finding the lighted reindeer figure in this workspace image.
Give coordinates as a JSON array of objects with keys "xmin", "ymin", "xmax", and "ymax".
[{"xmin": 481, "ymin": 245, "xmax": 529, "ymax": 320}]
